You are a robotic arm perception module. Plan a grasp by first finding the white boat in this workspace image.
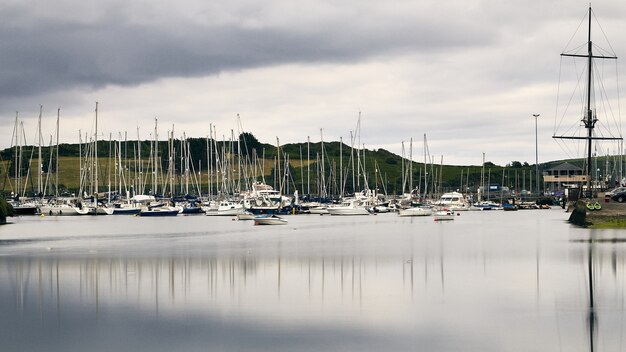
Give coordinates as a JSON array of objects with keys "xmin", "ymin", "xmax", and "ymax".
[
  {"xmin": 398, "ymin": 206, "xmax": 433, "ymax": 217},
  {"xmin": 308, "ymin": 206, "xmax": 329, "ymax": 215},
  {"xmin": 40, "ymin": 198, "xmax": 85, "ymax": 216},
  {"xmin": 299, "ymin": 201, "xmax": 329, "ymax": 215},
  {"xmin": 205, "ymin": 201, "xmax": 243, "ymax": 216},
  {"xmin": 138, "ymin": 206, "xmax": 179, "ymax": 217},
  {"xmin": 111, "ymin": 203, "xmax": 143, "ymax": 215},
  {"xmin": 236, "ymin": 211, "xmax": 255, "ymax": 220},
  {"xmin": 242, "ymin": 182, "xmax": 290, "ymax": 214},
  {"xmin": 436, "ymin": 192, "xmax": 470, "ymax": 211},
  {"xmin": 40, "ymin": 203, "xmax": 83, "ymax": 216},
  {"xmin": 253, "ymin": 215, "xmax": 288, "ymax": 225},
  {"xmin": 79, "ymin": 200, "xmax": 114, "ymax": 215},
  {"xmin": 326, "ymin": 199, "xmax": 372, "ymax": 216},
  {"xmin": 434, "ymin": 209, "xmax": 456, "ymax": 221},
  {"xmin": 470, "ymin": 201, "xmax": 503, "ymax": 211}
]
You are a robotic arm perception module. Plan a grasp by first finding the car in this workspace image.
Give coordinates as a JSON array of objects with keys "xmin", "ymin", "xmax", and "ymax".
[
  {"xmin": 606, "ymin": 187, "xmax": 626, "ymax": 197},
  {"xmin": 611, "ymin": 190, "xmax": 626, "ymax": 203}
]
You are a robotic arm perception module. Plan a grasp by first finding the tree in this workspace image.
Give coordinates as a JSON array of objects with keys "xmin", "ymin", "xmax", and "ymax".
[{"xmin": 238, "ymin": 132, "xmax": 263, "ymax": 156}]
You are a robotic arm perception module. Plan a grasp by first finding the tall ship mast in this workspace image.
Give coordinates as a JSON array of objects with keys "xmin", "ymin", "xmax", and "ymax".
[{"xmin": 552, "ymin": 6, "xmax": 622, "ymax": 198}]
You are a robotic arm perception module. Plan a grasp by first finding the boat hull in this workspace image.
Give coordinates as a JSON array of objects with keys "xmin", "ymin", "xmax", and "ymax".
[
  {"xmin": 434, "ymin": 210, "xmax": 455, "ymax": 221},
  {"xmin": 40, "ymin": 205, "xmax": 82, "ymax": 216},
  {"xmin": 253, "ymin": 215, "xmax": 288, "ymax": 225},
  {"xmin": 326, "ymin": 207, "xmax": 371, "ymax": 216},
  {"xmin": 398, "ymin": 207, "xmax": 433, "ymax": 217},
  {"xmin": 139, "ymin": 209, "xmax": 179, "ymax": 217}
]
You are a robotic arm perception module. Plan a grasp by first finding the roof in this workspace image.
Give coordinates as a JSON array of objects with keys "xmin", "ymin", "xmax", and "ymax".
[{"xmin": 547, "ymin": 162, "xmax": 582, "ymax": 171}]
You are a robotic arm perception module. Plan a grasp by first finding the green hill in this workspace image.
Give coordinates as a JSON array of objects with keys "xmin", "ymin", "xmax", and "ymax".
[{"xmin": 0, "ymin": 133, "xmax": 587, "ymax": 198}]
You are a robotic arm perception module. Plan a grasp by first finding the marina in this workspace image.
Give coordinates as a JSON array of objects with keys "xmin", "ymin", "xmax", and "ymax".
[{"xmin": 2, "ymin": 3, "xmax": 626, "ymax": 352}]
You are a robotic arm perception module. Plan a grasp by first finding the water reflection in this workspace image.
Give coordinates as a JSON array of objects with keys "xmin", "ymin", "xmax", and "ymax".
[
  {"xmin": 2, "ymin": 211, "xmax": 626, "ymax": 351},
  {"xmin": 569, "ymin": 229, "xmax": 626, "ymax": 352}
]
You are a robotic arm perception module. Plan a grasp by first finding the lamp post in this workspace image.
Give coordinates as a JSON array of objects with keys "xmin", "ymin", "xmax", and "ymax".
[{"xmin": 533, "ymin": 114, "xmax": 540, "ymax": 197}]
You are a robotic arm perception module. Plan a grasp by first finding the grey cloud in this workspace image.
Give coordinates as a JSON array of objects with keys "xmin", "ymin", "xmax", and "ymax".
[{"xmin": 0, "ymin": 3, "xmax": 494, "ymax": 101}]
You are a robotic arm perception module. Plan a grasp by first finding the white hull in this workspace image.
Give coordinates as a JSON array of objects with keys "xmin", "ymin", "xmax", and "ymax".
[
  {"xmin": 398, "ymin": 207, "xmax": 433, "ymax": 217},
  {"xmin": 40, "ymin": 204, "xmax": 83, "ymax": 216},
  {"xmin": 205, "ymin": 201, "xmax": 243, "ymax": 216},
  {"xmin": 308, "ymin": 207, "xmax": 329, "ymax": 215},
  {"xmin": 87, "ymin": 206, "xmax": 114, "ymax": 215},
  {"xmin": 236, "ymin": 211, "xmax": 255, "ymax": 220},
  {"xmin": 434, "ymin": 210, "xmax": 455, "ymax": 221},
  {"xmin": 253, "ymin": 215, "xmax": 288, "ymax": 225},
  {"xmin": 205, "ymin": 208, "xmax": 242, "ymax": 216},
  {"xmin": 326, "ymin": 207, "xmax": 371, "ymax": 216}
]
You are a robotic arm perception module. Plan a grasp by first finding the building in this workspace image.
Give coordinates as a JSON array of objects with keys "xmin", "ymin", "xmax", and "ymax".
[{"xmin": 543, "ymin": 162, "xmax": 586, "ymax": 194}]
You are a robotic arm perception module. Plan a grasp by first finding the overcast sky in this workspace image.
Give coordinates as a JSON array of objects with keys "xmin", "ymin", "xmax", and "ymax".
[{"xmin": 1, "ymin": 0, "xmax": 625, "ymax": 166}]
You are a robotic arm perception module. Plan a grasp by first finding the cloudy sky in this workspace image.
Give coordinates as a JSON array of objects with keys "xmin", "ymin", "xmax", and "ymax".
[{"xmin": 1, "ymin": 0, "xmax": 625, "ymax": 166}]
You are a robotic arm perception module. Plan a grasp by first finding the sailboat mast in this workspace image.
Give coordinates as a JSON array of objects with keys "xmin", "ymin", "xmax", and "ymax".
[
  {"xmin": 37, "ymin": 105, "xmax": 43, "ymax": 197},
  {"xmin": 56, "ymin": 108, "xmax": 59, "ymax": 198},
  {"xmin": 94, "ymin": 102, "xmax": 98, "ymax": 196},
  {"xmin": 585, "ymin": 6, "xmax": 594, "ymax": 193}
]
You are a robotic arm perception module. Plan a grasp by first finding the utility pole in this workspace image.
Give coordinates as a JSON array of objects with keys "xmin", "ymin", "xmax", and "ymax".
[{"xmin": 533, "ymin": 114, "xmax": 540, "ymax": 196}]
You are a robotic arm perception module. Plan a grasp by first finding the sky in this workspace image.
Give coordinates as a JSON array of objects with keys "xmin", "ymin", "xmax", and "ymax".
[{"xmin": 1, "ymin": 0, "xmax": 626, "ymax": 166}]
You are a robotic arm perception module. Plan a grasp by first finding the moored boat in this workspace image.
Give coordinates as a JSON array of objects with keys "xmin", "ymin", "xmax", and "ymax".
[
  {"xmin": 398, "ymin": 206, "xmax": 433, "ymax": 217},
  {"xmin": 436, "ymin": 192, "xmax": 470, "ymax": 211},
  {"xmin": 138, "ymin": 207, "xmax": 179, "ymax": 217},
  {"xmin": 434, "ymin": 209, "xmax": 455, "ymax": 221},
  {"xmin": 253, "ymin": 214, "xmax": 288, "ymax": 225},
  {"xmin": 326, "ymin": 199, "xmax": 371, "ymax": 216},
  {"xmin": 236, "ymin": 211, "xmax": 255, "ymax": 220}
]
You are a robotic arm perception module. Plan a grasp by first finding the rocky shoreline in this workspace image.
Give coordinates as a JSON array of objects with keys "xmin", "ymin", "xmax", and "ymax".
[{"xmin": 569, "ymin": 198, "xmax": 626, "ymax": 228}]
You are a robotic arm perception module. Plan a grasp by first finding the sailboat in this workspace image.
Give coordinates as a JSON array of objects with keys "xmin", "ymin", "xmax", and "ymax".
[{"xmin": 552, "ymin": 6, "xmax": 622, "ymax": 199}]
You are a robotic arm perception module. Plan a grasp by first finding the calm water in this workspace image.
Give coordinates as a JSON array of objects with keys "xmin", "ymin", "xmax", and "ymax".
[{"xmin": 0, "ymin": 209, "xmax": 624, "ymax": 351}]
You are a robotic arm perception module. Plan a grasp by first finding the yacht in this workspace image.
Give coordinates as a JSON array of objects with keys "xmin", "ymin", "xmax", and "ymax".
[
  {"xmin": 326, "ymin": 198, "xmax": 372, "ymax": 216},
  {"xmin": 436, "ymin": 192, "xmax": 470, "ymax": 211}
]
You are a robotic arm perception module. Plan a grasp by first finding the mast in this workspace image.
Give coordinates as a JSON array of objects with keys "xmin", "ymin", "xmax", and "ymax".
[
  {"xmin": 94, "ymin": 102, "xmax": 98, "ymax": 196},
  {"xmin": 553, "ymin": 6, "xmax": 620, "ymax": 197},
  {"xmin": 307, "ymin": 136, "xmax": 310, "ymax": 196},
  {"xmin": 13, "ymin": 112, "xmax": 19, "ymax": 197},
  {"xmin": 276, "ymin": 137, "xmax": 281, "ymax": 193},
  {"xmin": 37, "ymin": 105, "xmax": 43, "ymax": 197},
  {"xmin": 55, "ymin": 108, "xmax": 59, "ymax": 198},
  {"xmin": 339, "ymin": 136, "xmax": 343, "ymax": 197}
]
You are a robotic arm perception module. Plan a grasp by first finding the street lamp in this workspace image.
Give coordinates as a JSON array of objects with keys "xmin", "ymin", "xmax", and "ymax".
[{"xmin": 533, "ymin": 114, "xmax": 540, "ymax": 197}]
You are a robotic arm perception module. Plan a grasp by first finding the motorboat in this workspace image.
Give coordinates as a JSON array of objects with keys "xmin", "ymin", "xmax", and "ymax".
[
  {"xmin": 434, "ymin": 209, "xmax": 456, "ymax": 221},
  {"xmin": 436, "ymin": 192, "xmax": 470, "ymax": 211},
  {"xmin": 253, "ymin": 214, "xmax": 288, "ymax": 225},
  {"xmin": 8, "ymin": 200, "xmax": 39, "ymax": 215},
  {"xmin": 108, "ymin": 201, "xmax": 143, "ymax": 215},
  {"xmin": 326, "ymin": 198, "xmax": 372, "ymax": 216},
  {"xmin": 205, "ymin": 201, "xmax": 243, "ymax": 216},
  {"xmin": 236, "ymin": 211, "xmax": 255, "ymax": 220},
  {"xmin": 176, "ymin": 202, "xmax": 204, "ymax": 214},
  {"xmin": 138, "ymin": 206, "xmax": 179, "ymax": 217},
  {"xmin": 471, "ymin": 201, "xmax": 503, "ymax": 211},
  {"xmin": 242, "ymin": 182, "xmax": 290, "ymax": 214},
  {"xmin": 398, "ymin": 206, "xmax": 433, "ymax": 217}
]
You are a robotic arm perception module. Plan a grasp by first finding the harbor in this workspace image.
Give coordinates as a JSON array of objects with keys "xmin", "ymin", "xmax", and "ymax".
[{"xmin": 2, "ymin": 2, "xmax": 626, "ymax": 352}]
